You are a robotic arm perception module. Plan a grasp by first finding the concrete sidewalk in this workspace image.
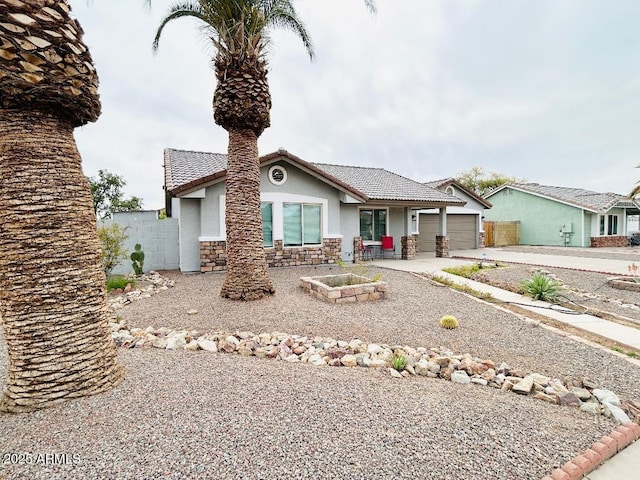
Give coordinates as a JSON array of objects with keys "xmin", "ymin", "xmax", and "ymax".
[{"xmin": 372, "ymin": 249, "xmax": 640, "ymax": 480}]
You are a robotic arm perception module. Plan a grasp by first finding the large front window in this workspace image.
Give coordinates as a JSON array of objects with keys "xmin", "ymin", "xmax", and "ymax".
[
  {"xmin": 600, "ymin": 214, "xmax": 620, "ymax": 236},
  {"xmin": 360, "ymin": 208, "xmax": 387, "ymax": 241},
  {"xmin": 283, "ymin": 203, "xmax": 321, "ymax": 246}
]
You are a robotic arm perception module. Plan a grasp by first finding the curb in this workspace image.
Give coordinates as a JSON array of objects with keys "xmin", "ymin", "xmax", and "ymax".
[{"xmin": 540, "ymin": 421, "xmax": 640, "ymax": 480}]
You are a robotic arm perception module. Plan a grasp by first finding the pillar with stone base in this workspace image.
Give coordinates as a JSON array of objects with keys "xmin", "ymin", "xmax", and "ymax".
[
  {"xmin": 401, "ymin": 235, "xmax": 417, "ymax": 260},
  {"xmin": 435, "ymin": 235, "xmax": 450, "ymax": 258}
]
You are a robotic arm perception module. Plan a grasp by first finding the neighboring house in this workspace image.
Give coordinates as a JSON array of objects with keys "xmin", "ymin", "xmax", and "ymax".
[
  {"xmin": 164, "ymin": 148, "xmax": 465, "ymax": 272},
  {"xmin": 483, "ymin": 183, "xmax": 640, "ymax": 247},
  {"xmin": 419, "ymin": 178, "xmax": 492, "ymax": 251}
]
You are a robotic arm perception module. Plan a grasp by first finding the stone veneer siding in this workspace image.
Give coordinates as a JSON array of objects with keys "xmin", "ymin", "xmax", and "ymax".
[
  {"xmin": 200, "ymin": 238, "xmax": 341, "ymax": 272},
  {"xmin": 435, "ymin": 235, "xmax": 450, "ymax": 258},
  {"xmin": 479, "ymin": 231, "xmax": 485, "ymax": 248},
  {"xmin": 590, "ymin": 236, "xmax": 628, "ymax": 248},
  {"xmin": 401, "ymin": 235, "xmax": 417, "ymax": 260}
]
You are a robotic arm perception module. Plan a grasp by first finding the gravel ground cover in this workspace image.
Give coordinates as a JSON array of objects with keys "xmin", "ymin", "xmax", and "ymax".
[{"xmin": 2, "ymin": 265, "xmax": 640, "ymax": 479}]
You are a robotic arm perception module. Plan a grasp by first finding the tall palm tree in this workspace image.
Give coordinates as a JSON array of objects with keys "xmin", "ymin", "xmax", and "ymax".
[
  {"xmin": 152, "ymin": 0, "xmax": 313, "ymax": 300},
  {"xmin": 0, "ymin": 0, "xmax": 124, "ymax": 413},
  {"xmin": 151, "ymin": 0, "xmax": 375, "ymax": 300}
]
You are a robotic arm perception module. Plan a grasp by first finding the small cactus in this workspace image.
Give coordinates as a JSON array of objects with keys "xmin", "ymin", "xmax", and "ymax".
[
  {"xmin": 439, "ymin": 315, "xmax": 459, "ymax": 329},
  {"xmin": 130, "ymin": 243, "xmax": 145, "ymax": 276}
]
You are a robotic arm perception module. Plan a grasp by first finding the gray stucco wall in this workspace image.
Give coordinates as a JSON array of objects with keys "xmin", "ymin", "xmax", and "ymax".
[
  {"xmin": 260, "ymin": 161, "xmax": 342, "ymax": 234},
  {"xmin": 177, "ymin": 198, "xmax": 202, "ymax": 272},
  {"xmin": 101, "ymin": 212, "xmax": 179, "ymax": 275},
  {"xmin": 340, "ymin": 204, "xmax": 360, "ymax": 261},
  {"xmin": 201, "ymin": 182, "xmax": 225, "ymax": 237},
  {"xmin": 389, "ymin": 207, "xmax": 406, "ymax": 249}
]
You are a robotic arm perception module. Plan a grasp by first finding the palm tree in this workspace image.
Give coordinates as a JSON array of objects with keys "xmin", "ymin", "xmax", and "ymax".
[
  {"xmin": 151, "ymin": 0, "xmax": 375, "ymax": 300},
  {"xmin": 0, "ymin": 0, "xmax": 124, "ymax": 413}
]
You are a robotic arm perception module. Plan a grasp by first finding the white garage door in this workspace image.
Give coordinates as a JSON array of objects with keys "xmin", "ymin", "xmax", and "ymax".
[{"xmin": 418, "ymin": 214, "xmax": 478, "ymax": 252}]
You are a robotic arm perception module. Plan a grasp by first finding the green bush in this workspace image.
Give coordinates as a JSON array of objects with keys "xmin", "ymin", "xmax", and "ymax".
[
  {"xmin": 391, "ymin": 351, "xmax": 407, "ymax": 371},
  {"xmin": 442, "ymin": 264, "xmax": 483, "ymax": 278},
  {"xmin": 520, "ymin": 272, "xmax": 561, "ymax": 301},
  {"xmin": 98, "ymin": 223, "xmax": 129, "ymax": 276},
  {"xmin": 107, "ymin": 275, "xmax": 135, "ymax": 292}
]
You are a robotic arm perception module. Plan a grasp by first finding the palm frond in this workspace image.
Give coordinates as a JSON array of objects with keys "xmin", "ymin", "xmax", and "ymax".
[{"xmin": 152, "ymin": 2, "xmax": 208, "ymax": 52}]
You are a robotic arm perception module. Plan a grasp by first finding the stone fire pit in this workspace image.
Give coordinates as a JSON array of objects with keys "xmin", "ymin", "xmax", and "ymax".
[{"xmin": 299, "ymin": 273, "xmax": 388, "ymax": 304}]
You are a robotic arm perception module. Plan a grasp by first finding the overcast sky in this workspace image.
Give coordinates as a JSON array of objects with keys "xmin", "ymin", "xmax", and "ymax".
[{"xmin": 70, "ymin": 0, "xmax": 640, "ymax": 210}]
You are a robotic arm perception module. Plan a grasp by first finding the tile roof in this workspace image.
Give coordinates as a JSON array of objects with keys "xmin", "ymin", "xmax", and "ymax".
[
  {"xmin": 165, "ymin": 148, "xmax": 464, "ymax": 205},
  {"xmin": 423, "ymin": 178, "xmax": 451, "ymax": 189},
  {"xmin": 164, "ymin": 148, "xmax": 227, "ymax": 192},
  {"xmin": 489, "ymin": 182, "xmax": 633, "ymax": 213},
  {"xmin": 311, "ymin": 164, "xmax": 464, "ymax": 204}
]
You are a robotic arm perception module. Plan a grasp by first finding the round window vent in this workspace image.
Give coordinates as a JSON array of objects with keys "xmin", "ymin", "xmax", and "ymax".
[
  {"xmin": 444, "ymin": 185, "xmax": 455, "ymax": 196},
  {"xmin": 268, "ymin": 165, "xmax": 287, "ymax": 185}
]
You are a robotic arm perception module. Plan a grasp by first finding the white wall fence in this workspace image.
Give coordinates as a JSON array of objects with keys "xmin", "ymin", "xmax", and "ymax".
[{"xmin": 100, "ymin": 211, "xmax": 179, "ymax": 275}]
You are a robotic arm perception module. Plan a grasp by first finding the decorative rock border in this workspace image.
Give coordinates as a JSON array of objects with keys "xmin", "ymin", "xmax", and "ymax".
[
  {"xmin": 541, "ymin": 422, "xmax": 640, "ymax": 480},
  {"xmin": 299, "ymin": 274, "xmax": 388, "ymax": 303},
  {"xmin": 109, "ymin": 319, "xmax": 640, "ymax": 426}
]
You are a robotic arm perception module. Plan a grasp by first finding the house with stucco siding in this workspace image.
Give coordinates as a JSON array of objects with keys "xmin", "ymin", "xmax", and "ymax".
[
  {"xmin": 483, "ymin": 183, "xmax": 640, "ymax": 247},
  {"xmin": 164, "ymin": 148, "xmax": 466, "ymax": 272}
]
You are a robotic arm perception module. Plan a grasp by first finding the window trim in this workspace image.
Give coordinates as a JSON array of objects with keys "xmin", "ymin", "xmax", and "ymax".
[
  {"xmin": 359, "ymin": 207, "xmax": 389, "ymax": 244},
  {"xmin": 283, "ymin": 202, "xmax": 323, "ymax": 247}
]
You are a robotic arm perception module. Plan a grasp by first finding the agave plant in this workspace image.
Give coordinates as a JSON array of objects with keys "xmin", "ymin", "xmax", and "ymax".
[
  {"xmin": 391, "ymin": 351, "xmax": 407, "ymax": 371},
  {"xmin": 520, "ymin": 272, "xmax": 561, "ymax": 301}
]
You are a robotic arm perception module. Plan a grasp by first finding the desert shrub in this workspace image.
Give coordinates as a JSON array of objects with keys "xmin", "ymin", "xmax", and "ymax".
[
  {"xmin": 442, "ymin": 264, "xmax": 483, "ymax": 278},
  {"xmin": 439, "ymin": 315, "xmax": 459, "ymax": 329},
  {"xmin": 98, "ymin": 223, "xmax": 129, "ymax": 276},
  {"xmin": 107, "ymin": 275, "xmax": 134, "ymax": 292},
  {"xmin": 336, "ymin": 259, "xmax": 383, "ymax": 282},
  {"xmin": 520, "ymin": 272, "xmax": 561, "ymax": 301},
  {"xmin": 391, "ymin": 351, "xmax": 407, "ymax": 371}
]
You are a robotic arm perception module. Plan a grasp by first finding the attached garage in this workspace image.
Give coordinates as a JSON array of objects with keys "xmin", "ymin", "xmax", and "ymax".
[{"xmin": 418, "ymin": 214, "xmax": 478, "ymax": 252}]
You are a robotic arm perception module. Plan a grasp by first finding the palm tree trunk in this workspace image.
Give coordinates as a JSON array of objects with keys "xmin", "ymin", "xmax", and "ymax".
[
  {"xmin": 220, "ymin": 128, "xmax": 274, "ymax": 300},
  {"xmin": 0, "ymin": 110, "xmax": 124, "ymax": 413}
]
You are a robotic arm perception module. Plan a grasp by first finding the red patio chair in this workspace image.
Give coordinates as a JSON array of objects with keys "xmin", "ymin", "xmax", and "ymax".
[{"xmin": 381, "ymin": 236, "xmax": 395, "ymax": 259}]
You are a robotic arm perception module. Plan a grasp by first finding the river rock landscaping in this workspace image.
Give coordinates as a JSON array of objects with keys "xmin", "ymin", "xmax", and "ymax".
[{"xmin": 110, "ymin": 318, "xmax": 640, "ymax": 425}]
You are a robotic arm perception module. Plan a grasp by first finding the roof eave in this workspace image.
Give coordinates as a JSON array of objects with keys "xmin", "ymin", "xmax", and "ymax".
[{"xmin": 170, "ymin": 170, "xmax": 227, "ymax": 196}]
